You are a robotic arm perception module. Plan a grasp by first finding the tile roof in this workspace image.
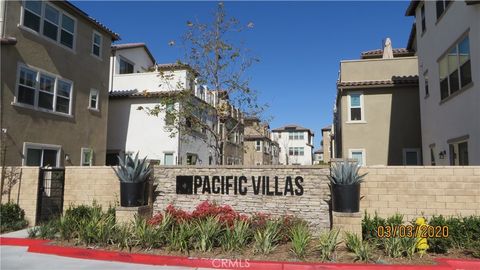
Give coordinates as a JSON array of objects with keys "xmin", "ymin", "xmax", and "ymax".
[
  {"xmin": 272, "ymin": 124, "xmax": 314, "ymax": 135},
  {"xmin": 337, "ymin": 75, "xmax": 419, "ymax": 88},
  {"xmin": 61, "ymin": 1, "xmax": 120, "ymax": 40},
  {"xmin": 405, "ymin": 0, "xmax": 420, "ymax": 16},
  {"xmin": 321, "ymin": 125, "xmax": 332, "ymax": 131},
  {"xmin": 361, "ymin": 48, "xmax": 414, "ymax": 59},
  {"xmin": 314, "ymin": 149, "xmax": 323, "ymax": 154},
  {"xmin": 112, "ymin": 43, "xmax": 156, "ymax": 64}
]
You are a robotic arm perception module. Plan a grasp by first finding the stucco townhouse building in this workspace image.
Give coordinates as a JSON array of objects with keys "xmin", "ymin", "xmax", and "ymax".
[
  {"xmin": 272, "ymin": 124, "xmax": 314, "ymax": 165},
  {"xmin": 107, "ymin": 43, "xmax": 221, "ymax": 166},
  {"xmin": 333, "ymin": 39, "xmax": 422, "ymax": 166},
  {"xmin": 243, "ymin": 116, "xmax": 280, "ymax": 166},
  {"xmin": 405, "ymin": 0, "xmax": 479, "ymax": 165},
  {"xmin": 1, "ymin": 0, "xmax": 119, "ymax": 167}
]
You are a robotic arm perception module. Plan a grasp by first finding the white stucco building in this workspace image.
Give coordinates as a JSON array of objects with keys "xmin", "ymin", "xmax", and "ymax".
[
  {"xmin": 406, "ymin": 1, "xmax": 479, "ymax": 165},
  {"xmin": 272, "ymin": 125, "xmax": 314, "ymax": 165},
  {"xmin": 106, "ymin": 43, "xmax": 218, "ymax": 165}
]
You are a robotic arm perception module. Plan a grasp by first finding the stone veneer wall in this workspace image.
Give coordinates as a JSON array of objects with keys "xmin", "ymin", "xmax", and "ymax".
[
  {"xmin": 0, "ymin": 167, "xmax": 39, "ymax": 225},
  {"xmin": 360, "ymin": 166, "xmax": 480, "ymax": 221},
  {"xmin": 153, "ymin": 165, "xmax": 331, "ymax": 231},
  {"xmin": 63, "ymin": 166, "xmax": 119, "ymax": 209}
]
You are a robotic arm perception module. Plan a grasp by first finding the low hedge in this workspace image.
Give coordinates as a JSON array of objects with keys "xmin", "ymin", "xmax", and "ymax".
[{"xmin": 0, "ymin": 202, "xmax": 28, "ymax": 233}]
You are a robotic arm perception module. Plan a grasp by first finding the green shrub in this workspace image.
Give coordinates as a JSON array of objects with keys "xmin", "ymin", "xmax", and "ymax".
[
  {"xmin": 428, "ymin": 215, "xmax": 452, "ymax": 253},
  {"xmin": 133, "ymin": 217, "xmax": 162, "ymax": 250},
  {"xmin": 383, "ymin": 236, "xmax": 418, "ymax": 259},
  {"xmin": 254, "ymin": 219, "xmax": 282, "ymax": 254},
  {"xmin": 168, "ymin": 221, "xmax": 195, "ymax": 253},
  {"xmin": 317, "ymin": 229, "xmax": 340, "ymax": 262},
  {"xmin": 0, "ymin": 203, "xmax": 28, "ymax": 232},
  {"xmin": 76, "ymin": 209, "xmax": 115, "ymax": 246},
  {"xmin": 194, "ymin": 216, "xmax": 223, "ymax": 252},
  {"xmin": 385, "ymin": 213, "xmax": 403, "ymax": 227},
  {"xmin": 37, "ymin": 219, "xmax": 59, "ymax": 239},
  {"xmin": 362, "ymin": 211, "xmax": 386, "ymax": 241},
  {"xmin": 112, "ymin": 223, "xmax": 135, "ymax": 251},
  {"xmin": 344, "ymin": 232, "xmax": 373, "ymax": 262},
  {"xmin": 289, "ymin": 221, "xmax": 311, "ymax": 259},
  {"xmin": 221, "ymin": 219, "xmax": 251, "ymax": 252}
]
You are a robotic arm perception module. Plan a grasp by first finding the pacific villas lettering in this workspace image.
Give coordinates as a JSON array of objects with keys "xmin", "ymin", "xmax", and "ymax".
[{"xmin": 176, "ymin": 175, "xmax": 304, "ymax": 196}]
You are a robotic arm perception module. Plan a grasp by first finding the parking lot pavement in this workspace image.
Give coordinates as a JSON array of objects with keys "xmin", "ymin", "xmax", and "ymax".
[{"xmin": 0, "ymin": 246, "xmax": 210, "ymax": 270}]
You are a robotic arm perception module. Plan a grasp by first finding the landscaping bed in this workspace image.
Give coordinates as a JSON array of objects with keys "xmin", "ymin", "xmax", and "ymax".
[{"xmin": 28, "ymin": 201, "xmax": 480, "ymax": 265}]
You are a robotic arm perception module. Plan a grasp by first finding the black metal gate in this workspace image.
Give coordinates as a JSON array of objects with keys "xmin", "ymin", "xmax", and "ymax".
[{"xmin": 36, "ymin": 168, "xmax": 65, "ymax": 225}]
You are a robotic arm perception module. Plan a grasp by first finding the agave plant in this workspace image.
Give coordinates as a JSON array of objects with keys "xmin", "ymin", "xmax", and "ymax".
[
  {"xmin": 114, "ymin": 152, "xmax": 152, "ymax": 183},
  {"xmin": 328, "ymin": 161, "xmax": 367, "ymax": 185}
]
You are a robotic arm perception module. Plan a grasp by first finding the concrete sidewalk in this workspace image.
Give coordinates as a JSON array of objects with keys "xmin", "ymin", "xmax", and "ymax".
[{"xmin": 0, "ymin": 246, "xmax": 214, "ymax": 270}]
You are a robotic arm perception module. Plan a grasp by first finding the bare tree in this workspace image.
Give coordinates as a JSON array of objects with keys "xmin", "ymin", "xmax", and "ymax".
[{"xmin": 143, "ymin": 2, "xmax": 265, "ymax": 164}]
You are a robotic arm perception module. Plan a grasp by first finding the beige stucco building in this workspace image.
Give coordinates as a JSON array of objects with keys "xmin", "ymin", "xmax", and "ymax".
[
  {"xmin": 321, "ymin": 125, "xmax": 332, "ymax": 163},
  {"xmin": 243, "ymin": 117, "xmax": 279, "ymax": 165},
  {"xmin": 333, "ymin": 43, "xmax": 422, "ymax": 166},
  {"xmin": 1, "ymin": 0, "xmax": 119, "ymax": 166},
  {"xmin": 406, "ymin": 0, "xmax": 479, "ymax": 165}
]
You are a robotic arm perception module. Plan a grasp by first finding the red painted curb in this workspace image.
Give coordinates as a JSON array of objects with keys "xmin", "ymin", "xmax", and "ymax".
[
  {"xmin": 0, "ymin": 237, "xmax": 49, "ymax": 246},
  {"xmin": 2, "ymin": 237, "xmax": 480, "ymax": 270}
]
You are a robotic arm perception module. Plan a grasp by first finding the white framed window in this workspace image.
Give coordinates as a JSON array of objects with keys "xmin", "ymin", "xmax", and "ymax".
[
  {"xmin": 15, "ymin": 64, "xmax": 73, "ymax": 116},
  {"xmin": 80, "ymin": 148, "xmax": 93, "ymax": 166},
  {"xmin": 92, "ymin": 31, "xmax": 102, "ymax": 58},
  {"xmin": 403, "ymin": 148, "xmax": 421, "ymax": 165},
  {"xmin": 89, "ymin": 89, "xmax": 99, "ymax": 110},
  {"xmin": 119, "ymin": 57, "xmax": 134, "ymax": 74},
  {"xmin": 288, "ymin": 131, "xmax": 304, "ymax": 140},
  {"xmin": 348, "ymin": 149, "xmax": 366, "ymax": 166},
  {"xmin": 21, "ymin": 1, "xmax": 76, "ymax": 50},
  {"xmin": 23, "ymin": 142, "xmax": 61, "ymax": 167},
  {"xmin": 448, "ymin": 137, "xmax": 469, "ymax": 166},
  {"xmin": 256, "ymin": 140, "xmax": 262, "ymax": 152},
  {"xmin": 288, "ymin": 147, "xmax": 304, "ymax": 156},
  {"xmin": 347, "ymin": 92, "xmax": 364, "ymax": 122},
  {"xmin": 439, "ymin": 34, "xmax": 472, "ymax": 101},
  {"xmin": 164, "ymin": 153, "xmax": 174, "ymax": 165}
]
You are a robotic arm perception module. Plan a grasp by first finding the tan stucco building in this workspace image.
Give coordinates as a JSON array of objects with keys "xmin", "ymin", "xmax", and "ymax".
[
  {"xmin": 1, "ymin": 0, "xmax": 119, "ymax": 166},
  {"xmin": 333, "ymin": 43, "xmax": 422, "ymax": 166},
  {"xmin": 321, "ymin": 125, "xmax": 332, "ymax": 163},
  {"xmin": 243, "ymin": 117, "xmax": 279, "ymax": 165}
]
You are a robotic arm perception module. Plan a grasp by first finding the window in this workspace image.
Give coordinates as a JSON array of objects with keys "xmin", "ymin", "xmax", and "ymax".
[
  {"xmin": 23, "ymin": 0, "xmax": 42, "ymax": 32},
  {"xmin": 429, "ymin": 145, "xmax": 436, "ymax": 166},
  {"xmin": 165, "ymin": 102, "xmax": 175, "ymax": 125},
  {"xmin": 22, "ymin": 1, "xmax": 76, "ymax": 49},
  {"xmin": 424, "ymin": 71, "xmax": 429, "ymax": 97},
  {"xmin": 348, "ymin": 93, "xmax": 363, "ymax": 121},
  {"xmin": 420, "ymin": 4, "xmax": 426, "ymax": 34},
  {"xmin": 43, "ymin": 4, "xmax": 59, "ymax": 41},
  {"xmin": 24, "ymin": 143, "xmax": 60, "ymax": 167},
  {"xmin": 119, "ymin": 58, "xmax": 134, "ymax": 74},
  {"xmin": 186, "ymin": 154, "xmax": 197, "ymax": 165},
  {"xmin": 92, "ymin": 32, "xmax": 102, "ymax": 58},
  {"xmin": 89, "ymin": 89, "xmax": 99, "ymax": 110},
  {"xmin": 449, "ymin": 140, "xmax": 469, "ymax": 166},
  {"xmin": 81, "ymin": 148, "xmax": 93, "ymax": 166},
  {"xmin": 403, "ymin": 148, "xmax": 421, "ymax": 165},
  {"xmin": 164, "ymin": 153, "xmax": 174, "ymax": 165},
  {"xmin": 439, "ymin": 35, "xmax": 471, "ymax": 101},
  {"xmin": 16, "ymin": 65, "xmax": 73, "ymax": 115},
  {"xmin": 436, "ymin": 0, "xmax": 452, "ymax": 20},
  {"xmin": 256, "ymin": 140, "xmax": 262, "ymax": 152},
  {"xmin": 349, "ymin": 149, "xmax": 365, "ymax": 166},
  {"xmin": 60, "ymin": 14, "xmax": 75, "ymax": 48},
  {"xmin": 288, "ymin": 147, "xmax": 304, "ymax": 156},
  {"xmin": 288, "ymin": 131, "xmax": 304, "ymax": 140}
]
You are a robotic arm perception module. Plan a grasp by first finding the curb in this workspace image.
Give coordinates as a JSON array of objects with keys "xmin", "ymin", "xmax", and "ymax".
[{"xmin": 1, "ymin": 237, "xmax": 480, "ymax": 270}]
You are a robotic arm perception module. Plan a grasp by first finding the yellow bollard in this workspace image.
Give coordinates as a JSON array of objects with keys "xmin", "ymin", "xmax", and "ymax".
[{"xmin": 415, "ymin": 217, "xmax": 429, "ymax": 256}]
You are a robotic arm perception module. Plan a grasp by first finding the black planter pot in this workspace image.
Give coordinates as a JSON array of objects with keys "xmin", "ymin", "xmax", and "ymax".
[
  {"xmin": 120, "ymin": 181, "xmax": 146, "ymax": 207},
  {"xmin": 331, "ymin": 183, "xmax": 360, "ymax": 213}
]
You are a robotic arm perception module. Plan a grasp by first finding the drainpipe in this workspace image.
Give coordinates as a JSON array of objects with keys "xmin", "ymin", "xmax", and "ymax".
[{"xmin": 0, "ymin": 0, "xmax": 7, "ymax": 204}]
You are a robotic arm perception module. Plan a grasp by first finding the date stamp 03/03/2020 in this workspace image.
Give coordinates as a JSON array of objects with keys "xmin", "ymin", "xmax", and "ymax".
[{"xmin": 376, "ymin": 225, "xmax": 449, "ymax": 238}]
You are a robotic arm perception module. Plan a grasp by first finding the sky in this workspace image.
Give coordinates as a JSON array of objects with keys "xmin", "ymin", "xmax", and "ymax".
[{"xmin": 73, "ymin": 0, "xmax": 414, "ymax": 150}]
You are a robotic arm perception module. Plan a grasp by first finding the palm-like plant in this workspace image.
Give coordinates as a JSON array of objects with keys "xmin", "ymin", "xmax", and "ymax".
[
  {"xmin": 114, "ymin": 152, "xmax": 152, "ymax": 183},
  {"xmin": 328, "ymin": 161, "xmax": 367, "ymax": 185}
]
